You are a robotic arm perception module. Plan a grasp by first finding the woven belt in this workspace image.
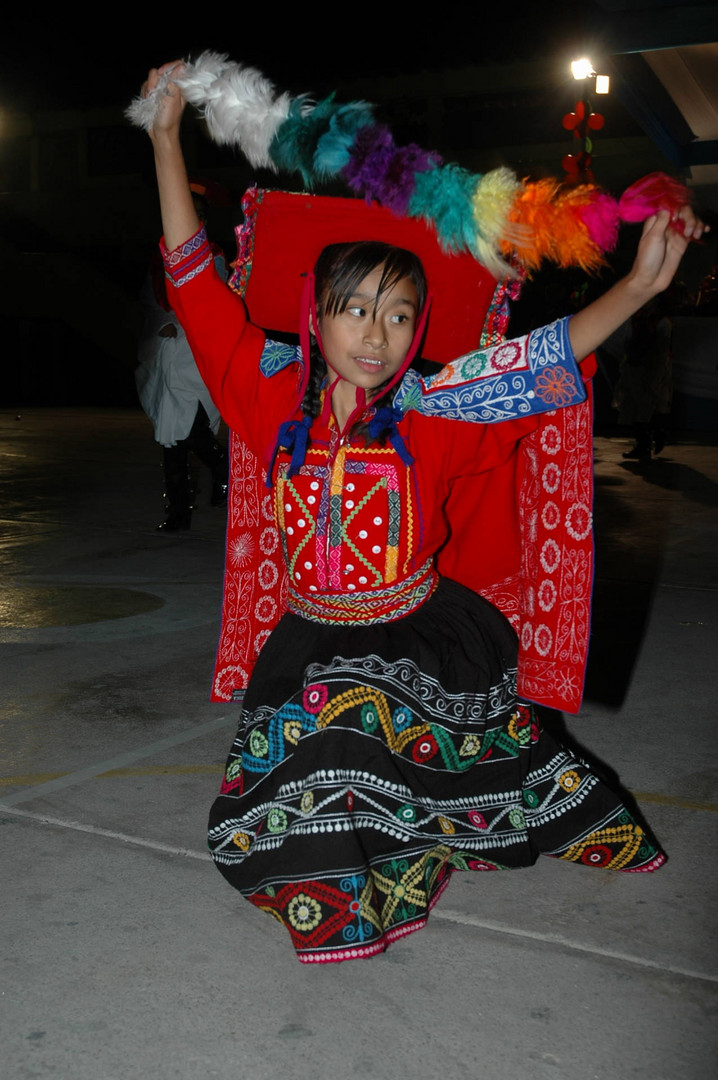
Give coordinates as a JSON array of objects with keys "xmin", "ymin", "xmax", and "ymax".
[{"xmin": 287, "ymin": 560, "xmax": 438, "ymax": 625}]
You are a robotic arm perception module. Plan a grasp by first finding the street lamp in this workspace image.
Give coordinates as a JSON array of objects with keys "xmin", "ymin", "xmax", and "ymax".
[{"xmin": 563, "ymin": 57, "xmax": 610, "ymax": 181}]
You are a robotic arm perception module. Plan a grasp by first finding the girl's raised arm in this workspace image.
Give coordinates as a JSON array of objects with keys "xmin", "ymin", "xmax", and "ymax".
[
  {"xmin": 568, "ymin": 205, "xmax": 706, "ymax": 361},
  {"xmin": 143, "ymin": 63, "xmax": 200, "ymax": 251}
]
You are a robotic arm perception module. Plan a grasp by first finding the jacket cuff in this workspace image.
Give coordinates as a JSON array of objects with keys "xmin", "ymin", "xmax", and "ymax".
[{"xmin": 160, "ymin": 226, "xmax": 212, "ymax": 288}]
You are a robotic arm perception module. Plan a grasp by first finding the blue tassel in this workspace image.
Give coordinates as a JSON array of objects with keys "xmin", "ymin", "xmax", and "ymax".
[
  {"xmin": 266, "ymin": 415, "xmax": 313, "ymax": 487},
  {"xmin": 368, "ymin": 408, "xmax": 414, "ymax": 466}
]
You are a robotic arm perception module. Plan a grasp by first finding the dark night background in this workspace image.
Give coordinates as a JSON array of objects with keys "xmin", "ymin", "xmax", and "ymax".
[{"xmin": 2, "ymin": 3, "xmax": 717, "ymax": 415}]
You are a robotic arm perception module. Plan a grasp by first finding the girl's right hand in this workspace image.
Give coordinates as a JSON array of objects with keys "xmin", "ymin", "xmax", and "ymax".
[{"xmin": 142, "ymin": 62, "xmax": 187, "ymax": 140}]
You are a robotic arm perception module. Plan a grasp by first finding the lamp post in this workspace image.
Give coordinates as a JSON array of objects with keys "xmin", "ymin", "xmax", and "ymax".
[{"xmin": 563, "ymin": 58, "xmax": 610, "ymax": 183}]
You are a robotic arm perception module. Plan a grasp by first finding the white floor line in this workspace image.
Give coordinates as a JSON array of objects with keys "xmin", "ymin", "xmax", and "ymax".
[
  {"xmin": 428, "ymin": 908, "xmax": 718, "ymax": 985},
  {"xmin": 0, "ymin": 715, "xmax": 236, "ymax": 808},
  {"xmin": 4, "ymin": 804, "xmax": 717, "ymax": 986},
  {"xmin": 2, "ymin": 805, "xmax": 210, "ymax": 860}
]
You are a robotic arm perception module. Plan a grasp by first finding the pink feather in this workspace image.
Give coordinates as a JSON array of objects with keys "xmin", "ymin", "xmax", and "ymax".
[
  {"xmin": 579, "ymin": 192, "xmax": 620, "ymax": 252},
  {"xmin": 618, "ymin": 172, "xmax": 692, "ymax": 224}
]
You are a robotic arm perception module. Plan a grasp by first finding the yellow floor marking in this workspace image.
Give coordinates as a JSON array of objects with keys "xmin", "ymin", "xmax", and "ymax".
[{"xmin": 631, "ymin": 791, "xmax": 718, "ymax": 813}]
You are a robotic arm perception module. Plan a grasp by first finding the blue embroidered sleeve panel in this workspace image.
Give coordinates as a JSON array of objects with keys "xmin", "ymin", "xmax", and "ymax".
[{"xmin": 393, "ymin": 318, "xmax": 585, "ymax": 423}]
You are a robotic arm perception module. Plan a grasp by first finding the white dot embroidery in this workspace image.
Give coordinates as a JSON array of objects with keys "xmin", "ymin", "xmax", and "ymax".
[
  {"xmin": 372, "ymin": 545, "xmax": 381, "ymax": 554},
  {"xmin": 307, "ymin": 496, "xmax": 316, "ymax": 505},
  {"xmin": 287, "ymin": 527, "xmax": 294, "ymax": 536},
  {"xmin": 346, "ymin": 482, "xmax": 355, "ymax": 492},
  {"xmin": 345, "ymin": 500, "xmax": 355, "ymax": 510},
  {"xmin": 284, "ymin": 504, "xmax": 292, "ymax": 512},
  {"xmin": 373, "ymin": 516, "xmax": 383, "ymax": 526},
  {"xmin": 345, "ymin": 563, "xmax": 354, "ymax": 572},
  {"xmin": 359, "ymin": 576, "xmax": 367, "ymax": 585},
  {"xmin": 297, "ymin": 518, "xmax": 306, "ymax": 527},
  {"xmin": 359, "ymin": 530, "xmax": 368, "ymax": 539},
  {"xmin": 304, "ymin": 561, "xmax": 312, "ymax": 570},
  {"xmin": 295, "ymin": 572, "xmax": 301, "ymax": 580},
  {"xmin": 347, "ymin": 583, "xmax": 356, "ymax": 591},
  {"xmin": 310, "ymin": 481, "xmax": 319, "ymax": 490},
  {"xmin": 309, "ymin": 585, "xmax": 318, "ymax": 592}
]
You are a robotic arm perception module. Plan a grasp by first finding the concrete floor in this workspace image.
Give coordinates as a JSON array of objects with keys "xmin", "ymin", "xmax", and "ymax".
[{"xmin": 1, "ymin": 407, "xmax": 717, "ymax": 1080}]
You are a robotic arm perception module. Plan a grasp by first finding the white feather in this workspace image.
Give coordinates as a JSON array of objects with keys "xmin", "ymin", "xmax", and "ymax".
[
  {"xmin": 178, "ymin": 53, "xmax": 292, "ymax": 169},
  {"xmin": 126, "ymin": 51, "xmax": 293, "ymax": 170},
  {"xmin": 125, "ymin": 63, "xmax": 182, "ymax": 133}
]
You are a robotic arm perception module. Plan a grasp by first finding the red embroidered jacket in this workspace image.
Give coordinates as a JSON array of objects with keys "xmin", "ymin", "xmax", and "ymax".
[{"xmin": 164, "ymin": 228, "xmax": 595, "ymax": 714}]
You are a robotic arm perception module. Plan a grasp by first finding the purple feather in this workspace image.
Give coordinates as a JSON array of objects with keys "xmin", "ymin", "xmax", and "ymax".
[{"xmin": 341, "ymin": 125, "xmax": 396, "ymax": 201}]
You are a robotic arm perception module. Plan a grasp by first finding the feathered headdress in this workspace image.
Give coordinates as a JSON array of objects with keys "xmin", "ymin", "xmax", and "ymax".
[{"xmin": 127, "ymin": 51, "xmax": 692, "ymax": 279}]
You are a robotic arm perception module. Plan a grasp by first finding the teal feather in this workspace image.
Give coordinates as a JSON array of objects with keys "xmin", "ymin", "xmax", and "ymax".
[
  {"xmin": 270, "ymin": 95, "xmax": 341, "ymax": 187},
  {"xmin": 314, "ymin": 102, "xmax": 375, "ymax": 179},
  {"xmin": 408, "ymin": 165, "xmax": 480, "ymax": 252}
]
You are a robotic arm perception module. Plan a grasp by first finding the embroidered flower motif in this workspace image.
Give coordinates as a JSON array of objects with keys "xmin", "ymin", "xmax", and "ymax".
[
  {"xmin": 460, "ymin": 734, "xmax": 481, "ymax": 757},
  {"xmin": 538, "ymin": 578, "xmax": 557, "ymax": 612},
  {"xmin": 535, "ymin": 366, "xmax": 577, "ymax": 407},
  {"xmin": 361, "ymin": 702, "xmax": 380, "ymax": 733},
  {"xmin": 226, "ymin": 759, "xmax": 242, "ymax": 782},
  {"xmin": 540, "ymin": 538, "xmax": 561, "ymax": 574},
  {"xmin": 255, "ymin": 595, "xmax": 277, "ymax": 623},
  {"xmin": 267, "ymin": 807, "xmax": 288, "ymax": 833},
  {"xmin": 303, "ymin": 683, "xmax": 328, "ymax": 714},
  {"xmin": 284, "ymin": 719, "xmax": 302, "ymax": 745},
  {"xmin": 542, "ymin": 462, "xmax": 561, "ymax": 495},
  {"xmin": 508, "ymin": 807, "xmax": 526, "ymax": 829},
  {"xmin": 412, "ymin": 734, "xmax": 439, "ymax": 763},
  {"xmin": 248, "ymin": 730, "xmax": 269, "ymax": 757},
  {"xmin": 392, "ymin": 706, "xmax": 413, "ymax": 731},
  {"xmin": 488, "ymin": 341, "xmax": 522, "ymax": 372},
  {"xmin": 557, "ymin": 769, "xmax": 581, "ymax": 793},
  {"xmin": 579, "ymin": 844, "xmax": 613, "ymax": 867},
  {"xmin": 396, "ymin": 803, "xmax": 417, "ymax": 823},
  {"xmin": 258, "ymin": 558, "xmax": 278, "ymax": 590},
  {"xmin": 541, "ymin": 501, "xmax": 561, "ymax": 531},
  {"xmin": 534, "ymin": 623, "xmax": 553, "ymax": 657},
  {"xmin": 300, "ymin": 791, "xmax": 314, "ymax": 813},
  {"xmin": 229, "ymin": 532, "xmax": 255, "ymax": 568},
  {"xmin": 213, "ymin": 665, "xmax": 248, "ymax": 702},
  {"xmin": 231, "ymin": 831, "xmax": 251, "ymax": 851},
  {"xmin": 438, "ymin": 816, "xmax": 455, "ymax": 835},
  {"xmin": 508, "ymin": 709, "xmax": 532, "ymax": 744},
  {"xmin": 287, "ymin": 893, "xmax": 322, "ymax": 931},
  {"xmin": 565, "ymin": 501, "xmax": 592, "ymax": 541},
  {"xmin": 259, "ymin": 526, "xmax": 279, "ymax": 555},
  {"xmin": 557, "ymin": 671, "xmax": 580, "ymax": 700},
  {"xmin": 261, "ymin": 494, "xmax": 274, "ymax": 521},
  {"xmin": 540, "ymin": 424, "xmax": 562, "ymax": 455},
  {"xmin": 459, "ymin": 351, "xmax": 488, "ymax": 379},
  {"xmin": 523, "ymin": 789, "xmax": 540, "ymax": 808},
  {"xmin": 468, "ymin": 810, "xmax": 487, "ymax": 829},
  {"xmin": 521, "ymin": 621, "xmax": 533, "ymax": 650}
]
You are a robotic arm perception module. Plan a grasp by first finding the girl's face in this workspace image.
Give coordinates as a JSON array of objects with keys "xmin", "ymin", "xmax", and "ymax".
[{"xmin": 316, "ymin": 265, "xmax": 419, "ymax": 395}]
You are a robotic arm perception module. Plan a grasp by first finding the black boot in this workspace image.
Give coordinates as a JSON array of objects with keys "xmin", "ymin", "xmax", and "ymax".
[
  {"xmin": 184, "ymin": 405, "xmax": 229, "ymax": 507},
  {"xmin": 158, "ymin": 443, "xmax": 192, "ymax": 530},
  {"xmin": 623, "ymin": 423, "xmax": 652, "ymax": 461}
]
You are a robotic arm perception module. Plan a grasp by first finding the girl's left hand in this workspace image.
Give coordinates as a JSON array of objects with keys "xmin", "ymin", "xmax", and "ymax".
[{"xmin": 628, "ymin": 205, "xmax": 708, "ymax": 300}]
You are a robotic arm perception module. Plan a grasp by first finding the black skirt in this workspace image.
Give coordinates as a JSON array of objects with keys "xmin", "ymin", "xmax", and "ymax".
[{"xmin": 208, "ymin": 578, "xmax": 664, "ymax": 964}]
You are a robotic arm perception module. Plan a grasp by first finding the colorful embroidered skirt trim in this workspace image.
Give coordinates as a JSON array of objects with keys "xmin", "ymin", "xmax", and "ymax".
[
  {"xmin": 286, "ymin": 559, "xmax": 438, "ymax": 625},
  {"xmin": 209, "ymin": 579, "xmax": 665, "ymax": 964}
]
